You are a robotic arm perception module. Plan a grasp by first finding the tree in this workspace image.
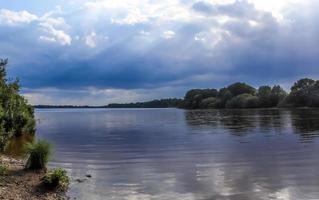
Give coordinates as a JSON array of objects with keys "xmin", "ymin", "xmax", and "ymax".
[
  {"xmin": 227, "ymin": 82, "xmax": 256, "ymax": 96},
  {"xmin": 182, "ymin": 89, "xmax": 218, "ymax": 109},
  {"xmin": 218, "ymin": 88, "xmax": 233, "ymax": 108},
  {"xmin": 257, "ymin": 86, "xmax": 272, "ymax": 107},
  {"xmin": 269, "ymin": 85, "xmax": 287, "ymax": 107},
  {"xmin": 0, "ymin": 59, "xmax": 35, "ymax": 150},
  {"xmin": 226, "ymin": 93, "xmax": 258, "ymax": 109},
  {"xmin": 199, "ymin": 97, "xmax": 221, "ymax": 109},
  {"xmin": 290, "ymin": 78, "xmax": 317, "ymax": 106}
]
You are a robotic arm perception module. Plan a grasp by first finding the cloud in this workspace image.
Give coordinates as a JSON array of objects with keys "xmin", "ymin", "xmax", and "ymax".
[
  {"xmin": 0, "ymin": 9, "xmax": 38, "ymax": 25},
  {"xmin": 39, "ymin": 24, "xmax": 72, "ymax": 45},
  {"xmin": 22, "ymin": 86, "xmax": 186, "ymax": 105},
  {"xmin": 85, "ymin": 31, "xmax": 97, "ymax": 47},
  {"xmin": 38, "ymin": 15, "xmax": 72, "ymax": 45},
  {"xmin": 0, "ymin": 0, "xmax": 319, "ymax": 104},
  {"xmin": 161, "ymin": 30, "xmax": 176, "ymax": 39},
  {"xmin": 111, "ymin": 9, "xmax": 149, "ymax": 25}
]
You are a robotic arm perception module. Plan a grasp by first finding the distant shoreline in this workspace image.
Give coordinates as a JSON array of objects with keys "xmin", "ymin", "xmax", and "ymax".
[
  {"xmin": 34, "ymin": 105, "xmax": 107, "ymax": 109},
  {"xmin": 33, "ymin": 98, "xmax": 183, "ymax": 109},
  {"xmin": 33, "ymin": 106, "xmax": 319, "ymax": 110}
]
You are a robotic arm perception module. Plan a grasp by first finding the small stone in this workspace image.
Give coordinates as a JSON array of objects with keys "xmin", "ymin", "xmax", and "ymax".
[{"xmin": 75, "ymin": 178, "xmax": 86, "ymax": 183}]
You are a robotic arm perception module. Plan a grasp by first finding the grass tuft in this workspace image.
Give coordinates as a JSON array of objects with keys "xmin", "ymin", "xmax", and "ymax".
[
  {"xmin": 42, "ymin": 168, "xmax": 69, "ymax": 190},
  {"xmin": 0, "ymin": 164, "xmax": 7, "ymax": 175},
  {"xmin": 24, "ymin": 140, "xmax": 52, "ymax": 170}
]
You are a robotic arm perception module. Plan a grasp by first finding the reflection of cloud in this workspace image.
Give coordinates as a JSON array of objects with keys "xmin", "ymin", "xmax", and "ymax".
[{"xmin": 38, "ymin": 109, "xmax": 319, "ymax": 200}]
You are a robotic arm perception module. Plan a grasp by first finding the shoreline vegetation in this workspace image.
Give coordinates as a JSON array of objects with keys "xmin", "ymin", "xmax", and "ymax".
[
  {"xmin": 35, "ymin": 78, "xmax": 319, "ymax": 110},
  {"xmin": 0, "ymin": 59, "xmax": 69, "ymax": 200}
]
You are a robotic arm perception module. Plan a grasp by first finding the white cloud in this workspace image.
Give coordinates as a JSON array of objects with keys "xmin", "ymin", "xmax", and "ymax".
[
  {"xmin": 248, "ymin": 0, "xmax": 300, "ymax": 21},
  {"xmin": 39, "ymin": 24, "xmax": 72, "ymax": 45},
  {"xmin": 39, "ymin": 16, "xmax": 72, "ymax": 46},
  {"xmin": 140, "ymin": 30, "xmax": 151, "ymax": 36},
  {"xmin": 161, "ymin": 30, "xmax": 176, "ymax": 39},
  {"xmin": 85, "ymin": 31, "xmax": 97, "ymax": 48},
  {"xmin": 39, "ymin": 35, "xmax": 57, "ymax": 43},
  {"xmin": 0, "ymin": 9, "xmax": 38, "ymax": 25},
  {"xmin": 111, "ymin": 8, "xmax": 148, "ymax": 25}
]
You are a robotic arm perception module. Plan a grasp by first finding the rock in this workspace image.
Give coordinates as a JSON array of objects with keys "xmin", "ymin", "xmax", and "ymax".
[
  {"xmin": 85, "ymin": 174, "xmax": 91, "ymax": 178},
  {"xmin": 75, "ymin": 178, "xmax": 86, "ymax": 183}
]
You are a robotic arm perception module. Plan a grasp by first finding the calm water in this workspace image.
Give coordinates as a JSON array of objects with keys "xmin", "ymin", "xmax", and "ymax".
[{"xmin": 35, "ymin": 108, "xmax": 319, "ymax": 200}]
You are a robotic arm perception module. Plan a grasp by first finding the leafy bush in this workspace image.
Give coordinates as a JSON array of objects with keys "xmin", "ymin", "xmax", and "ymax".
[
  {"xmin": 0, "ymin": 164, "xmax": 7, "ymax": 175},
  {"xmin": 226, "ymin": 94, "xmax": 257, "ymax": 109},
  {"xmin": 42, "ymin": 168, "xmax": 69, "ymax": 189},
  {"xmin": 0, "ymin": 59, "xmax": 35, "ymax": 151},
  {"xmin": 24, "ymin": 140, "xmax": 52, "ymax": 170},
  {"xmin": 199, "ymin": 97, "xmax": 221, "ymax": 109},
  {"xmin": 182, "ymin": 89, "xmax": 219, "ymax": 109},
  {"xmin": 243, "ymin": 96, "xmax": 260, "ymax": 108}
]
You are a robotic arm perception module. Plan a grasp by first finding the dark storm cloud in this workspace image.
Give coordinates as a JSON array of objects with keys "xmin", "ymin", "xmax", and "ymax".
[{"xmin": 1, "ymin": 0, "xmax": 319, "ymax": 104}]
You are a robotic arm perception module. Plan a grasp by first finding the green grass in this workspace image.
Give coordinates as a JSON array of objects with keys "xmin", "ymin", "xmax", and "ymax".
[
  {"xmin": 42, "ymin": 168, "xmax": 69, "ymax": 189},
  {"xmin": 0, "ymin": 164, "xmax": 7, "ymax": 175},
  {"xmin": 24, "ymin": 140, "xmax": 52, "ymax": 170}
]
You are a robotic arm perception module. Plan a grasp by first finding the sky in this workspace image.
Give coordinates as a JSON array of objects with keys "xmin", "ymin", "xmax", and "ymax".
[{"xmin": 0, "ymin": 0, "xmax": 318, "ymax": 105}]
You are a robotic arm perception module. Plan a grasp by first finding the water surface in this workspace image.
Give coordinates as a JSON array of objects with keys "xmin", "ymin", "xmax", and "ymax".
[{"xmin": 35, "ymin": 108, "xmax": 319, "ymax": 200}]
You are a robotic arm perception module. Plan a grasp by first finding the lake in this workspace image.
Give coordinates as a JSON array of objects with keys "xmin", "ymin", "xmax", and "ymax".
[{"xmin": 35, "ymin": 108, "xmax": 319, "ymax": 200}]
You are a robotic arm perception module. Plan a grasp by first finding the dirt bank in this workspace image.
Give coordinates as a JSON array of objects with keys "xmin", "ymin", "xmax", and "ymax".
[{"xmin": 0, "ymin": 155, "xmax": 69, "ymax": 200}]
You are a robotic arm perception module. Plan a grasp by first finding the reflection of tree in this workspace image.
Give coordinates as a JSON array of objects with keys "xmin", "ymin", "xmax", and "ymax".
[
  {"xmin": 218, "ymin": 109, "xmax": 258, "ymax": 135},
  {"xmin": 184, "ymin": 110, "xmax": 219, "ymax": 127},
  {"xmin": 185, "ymin": 109, "xmax": 319, "ymax": 141},
  {"xmin": 290, "ymin": 109, "xmax": 319, "ymax": 141},
  {"xmin": 257, "ymin": 109, "xmax": 288, "ymax": 133},
  {"xmin": 4, "ymin": 134, "xmax": 34, "ymax": 157},
  {"xmin": 185, "ymin": 109, "xmax": 259, "ymax": 135}
]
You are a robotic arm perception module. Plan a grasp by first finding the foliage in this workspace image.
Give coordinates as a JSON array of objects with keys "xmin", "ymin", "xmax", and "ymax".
[
  {"xmin": 42, "ymin": 168, "xmax": 69, "ymax": 189},
  {"xmin": 269, "ymin": 85, "xmax": 287, "ymax": 107},
  {"xmin": 287, "ymin": 78, "xmax": 319, "ymax": 107},
  {"xmin": 257, "ymin": 85, "xmax": 287, "ymax": 107},
  {"xmin": 227, "ymin": 82, "xmax": 256, "ymax": 96},
  {"xmin": 218, "ymin": 88, "xmax": 234, "ymax": 108},
  {"xmin": 226, "ymin": 94, "xmax": 259, "ymax": 109},
  {"xmin": 181, "ymin": 89, "xmax": 219, "ymax": 109},
  {"xmin": 0, "ymin": 164, "xmax": 7, "ymax": 175},
  {"xmin": 0, "ymin": 59, "xmax": 35, "ymax": 151},
  {"xmin": 199, "ymin": 97, "xmax": 221, "ymax": 109},
  {"xmin": 107, "ymin": 98, "xmax": 183, "ymax": 108},
  {"xmin": 180, "ymin": 79, "xmax": 318, "ymax": 109},
  {"xmin": 24, "ymin": 140, "xmax": 52, "ymax": 170},
  {"xmin": 257, "ymin": 86, "xmax": 272, "ymax": 107}
]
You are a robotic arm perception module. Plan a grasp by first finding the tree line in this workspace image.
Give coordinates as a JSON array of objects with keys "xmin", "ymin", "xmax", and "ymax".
[
  {"xmin": 106, "ymin": 98, "xmax": 183, "ymax": 108},
  {"xmin": 0, "ymin": 59, "xmax": 35, "ymax": 150},
  {"xmin": 180, "ymin": 78, "xmax": 319, "ymax": 109},
  {"xmin": 34, "ymin": 78, "xmax": 319, "ymax": 110}
]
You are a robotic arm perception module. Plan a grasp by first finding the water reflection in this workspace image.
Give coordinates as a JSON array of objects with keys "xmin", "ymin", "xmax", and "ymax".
[
  {"xmin": 4, "ymin": 134, "xmax": 34, "ymax": 157},
  {"xmin": 33, "ymin": 108, "xmax": 319, "ymax": 200},
  {"xmin": 185, "ymin": 108, "xmax": 319, "ymax": 141}
]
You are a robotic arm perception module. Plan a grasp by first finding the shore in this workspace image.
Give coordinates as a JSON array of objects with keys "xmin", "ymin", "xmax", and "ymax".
[{"xmin": 0, "ymin": 155, "xmax": 68, "ymax": 200}]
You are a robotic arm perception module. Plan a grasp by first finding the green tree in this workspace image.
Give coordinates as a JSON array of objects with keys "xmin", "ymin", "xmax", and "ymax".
[
  {"xmin": 218, "ymin": 88, "xmax": 233, "ymax": 108},
  {"xmin": 290, "ymin": 78, "xmax": 317, "ymax": 106},
  {"xmin": 0, "ymin": 59, "xmax": 35, "ymax": 150},
  {"xmin": 269, "ymin": 85, "xmax": 287, "ymax": 107},
  {"xmin": 226, "ymin": 93, "xmax": 258, "ymax": 109},
  {"xmin": 227, "ymin": 82, "xmax": 256, "ymax": 96},
  {"xmin": 257, "ymin": 86, "xmax": 272, "ymax": 107},
  {"xmin": 182, "ymin": 89, "xmax": 218, "ymax": 109},
  {"xmin": 199, "ymin": 97, "xmax": 221, "ymax": 109}
]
